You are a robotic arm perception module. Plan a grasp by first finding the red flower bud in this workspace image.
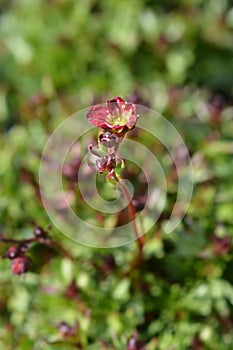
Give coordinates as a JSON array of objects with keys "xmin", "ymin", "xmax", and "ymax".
[
  {"xmin": 6, "ymin": 246, "xmax": 20, "ymax": 259},
  {"xmin": 34, "ymin": 227, "xmax": 43, "ymax": 236},
  {"xmin": 33, "ymin": 226, "xmax": 50, "ymax": 244},
  {"xmin": 99, "ymin": 131, "xmax": 118, "ymax": 148},
  {"xmin": 11, "ymin": 257, "xmax": 30, "ymax": 275}
]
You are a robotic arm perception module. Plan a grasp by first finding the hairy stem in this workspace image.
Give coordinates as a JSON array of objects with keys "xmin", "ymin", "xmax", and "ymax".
[{"xmin": 119, "ymin": 178, "xmax": 144, "ymax": 254}]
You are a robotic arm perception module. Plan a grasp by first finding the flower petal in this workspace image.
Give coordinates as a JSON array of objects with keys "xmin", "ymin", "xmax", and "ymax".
[
  {"xmin": 124, "ymin": 101, "xmax": 136, "ymax": 115},
  {"xmin": 107, "ymin": 96, "xmax": 125, "ymax": 116},
  {"xmin": 86, "ymin": 105, "xmax": 108, "ymax": 127},
  {"xmin": 126, "ymin": 114, "xmax": 138, "ymax": 129}
]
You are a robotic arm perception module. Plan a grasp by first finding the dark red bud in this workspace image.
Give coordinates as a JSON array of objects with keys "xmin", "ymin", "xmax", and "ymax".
[
  {"xmin": 19, "ymin": 243, "xmax": 28, "ymax": 254},
  {"xmin": 33, "ymin": 226, "xmax": 50, "ymax": 244},
  {"xmin": 33, "ymin": 226, "xmax": 45, "ymax": 237},
  {"xmin": 6, "ymin": 246, "xmax": 20, "ymax": 259},
  {"xmin": 99, "ymin": 131, "xmax": 118, "ymax": 148}
]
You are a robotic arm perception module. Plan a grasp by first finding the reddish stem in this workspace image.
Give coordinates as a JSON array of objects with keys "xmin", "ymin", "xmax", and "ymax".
[
  {"xmin": 0, "ymin": 235, "xmax": 35, "ymax": 244},
  {"xmin": 119, "ymin": 179, "xmax": 144, "ymax": 254}
]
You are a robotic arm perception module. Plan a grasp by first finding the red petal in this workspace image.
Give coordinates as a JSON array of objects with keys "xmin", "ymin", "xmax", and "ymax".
[
  {"xmin": 124, "ymin": 102, "xmax": 136, "ymax": 115},
  {"xmin": 107, "ymin": 96, "xmax": 125, "ymax": 116},
  {"xmin": 126, "ymin": 114, "xmax": 138, "ymax": 129},
  {"xmin": 108, "ymin": 96, "xmax": 125, "ymax": 105},
  {"xmin": 86, "ymin": 105, "xmax": 108, "ymax": 127},
  {"xmin": 113, "ymin": 96, "xmax": 125, "ymax": 105}
]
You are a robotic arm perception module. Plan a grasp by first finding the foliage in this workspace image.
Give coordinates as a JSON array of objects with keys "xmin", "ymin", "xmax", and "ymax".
[{"xmin": 0, "ymin": 0, "xmax": 233, "ymax": 349}]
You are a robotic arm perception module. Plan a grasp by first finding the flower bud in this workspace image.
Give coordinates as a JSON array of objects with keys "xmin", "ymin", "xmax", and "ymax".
[{"xmin": 11, "ymin": 257, "xmax": 30, "ymax": 275}]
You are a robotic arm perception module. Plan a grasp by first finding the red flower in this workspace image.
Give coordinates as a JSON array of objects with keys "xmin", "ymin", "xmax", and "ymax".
[
  {"xmin": 86, "ymin": 96, "xmax": 138, "ymax": 133},
  {"xmin": 11, "ymin": 256, "xmax": 30, "ymax": 275}
]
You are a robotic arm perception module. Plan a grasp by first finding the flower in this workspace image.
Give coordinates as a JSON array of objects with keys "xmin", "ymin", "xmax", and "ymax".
[
  {"xmin": 86, "ymin": 96, "xmax": 138, "ymax": 133},
  {"xmin": 11, "ymin": 256, "xmax": 30, "ymax": 275}
]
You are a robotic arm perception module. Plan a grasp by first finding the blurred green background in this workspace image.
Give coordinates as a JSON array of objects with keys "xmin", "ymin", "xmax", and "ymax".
[{"xmin": 0, "ymin": 0, "xmax": 233, "ymax": 349}]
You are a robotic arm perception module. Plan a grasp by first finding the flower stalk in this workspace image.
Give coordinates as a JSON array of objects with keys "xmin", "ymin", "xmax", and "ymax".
[{"xmin": 86, "ymin": 96, "xmax": 144, "ymax": 253}]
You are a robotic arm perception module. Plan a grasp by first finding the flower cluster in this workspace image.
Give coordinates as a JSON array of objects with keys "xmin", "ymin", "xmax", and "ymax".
[
  {"xmin": 1, "ymin": 225, "xmax": 50, "ymax": 275},
  {"xmin": 6, "ymin": 246, "xmax": 31, "ymax": 276}
]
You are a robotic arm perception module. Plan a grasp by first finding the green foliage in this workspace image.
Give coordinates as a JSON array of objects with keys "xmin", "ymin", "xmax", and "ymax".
[{"xmin": 0, "ymin": 0, "xmax": 233, "ymax": 349}]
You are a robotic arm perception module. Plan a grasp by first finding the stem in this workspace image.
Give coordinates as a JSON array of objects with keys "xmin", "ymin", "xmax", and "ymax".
[
  {"xmin": 0, "ymin": 234, "xmax": 76, "ymax": 261},
  {"xmin": 119, "ymin": 178, "xmax": 144, "ymax": 254},
  {"xmin": 0, "ymin": 235, "xmax": 35, "ymax": 244}
]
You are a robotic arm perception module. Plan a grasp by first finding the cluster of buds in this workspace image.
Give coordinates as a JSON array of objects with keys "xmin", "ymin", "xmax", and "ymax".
[
  {"xmin": 86, "ymin": 97, "xmax": 138, "ymax": 183},
  {"xmin": 4, "ymin": 244, "xmax": 31, "ymax": 276},
  {"xmin": 1, "ymin": 225, "xmax": 50, "ymax": 275}
]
